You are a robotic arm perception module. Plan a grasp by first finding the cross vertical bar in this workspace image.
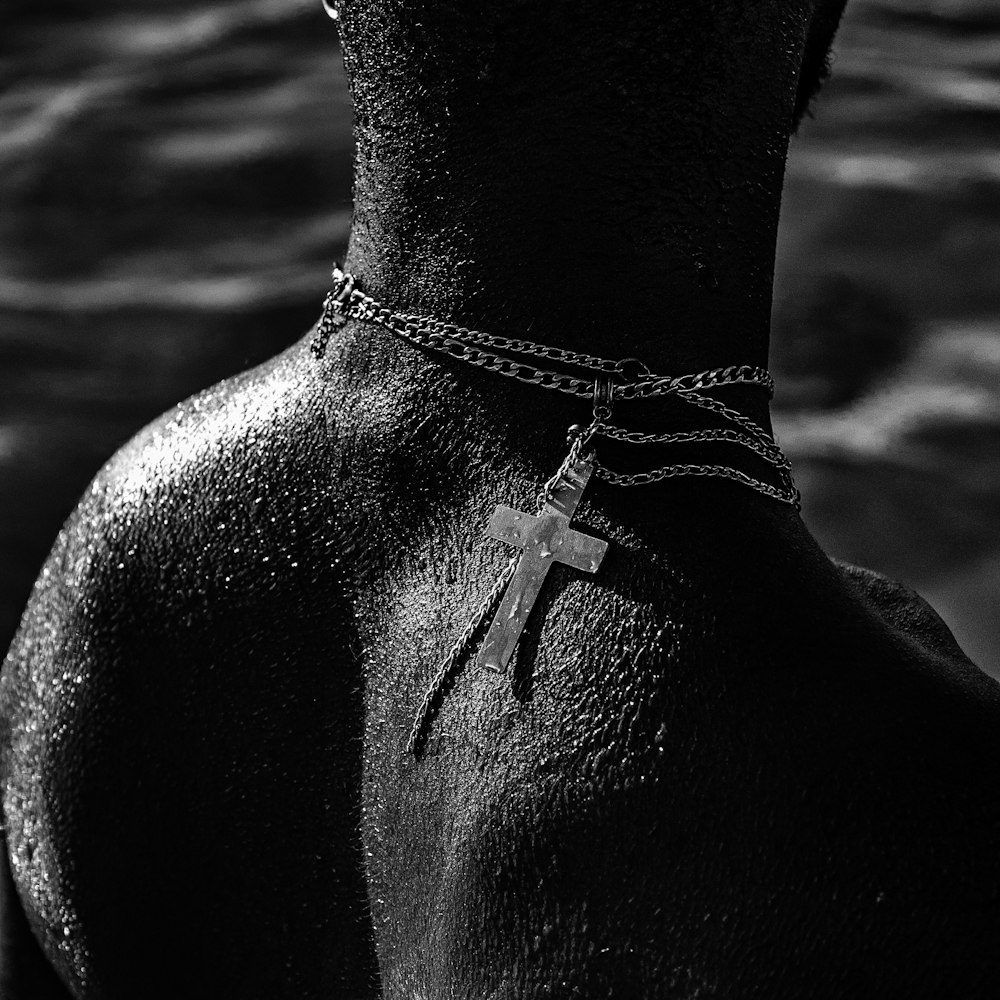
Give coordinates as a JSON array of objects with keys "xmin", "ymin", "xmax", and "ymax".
[{"xmin": 475, "ymin": 459, "xmax": 605, "ymax": 674}]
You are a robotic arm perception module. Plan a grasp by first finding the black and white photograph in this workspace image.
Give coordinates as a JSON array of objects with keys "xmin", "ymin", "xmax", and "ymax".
[{"xmin": 2, "ymin": 0, "xmax": 999, "ymax": 995}]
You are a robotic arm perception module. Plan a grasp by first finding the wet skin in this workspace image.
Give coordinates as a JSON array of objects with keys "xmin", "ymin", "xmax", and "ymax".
[
  {"xmin": 6, "ymin": 0, "xmax": 1000, "ymax": 996},
  {"xmin": 3, "ymin": 320, "xmax": 1000, "ymax": 998}
]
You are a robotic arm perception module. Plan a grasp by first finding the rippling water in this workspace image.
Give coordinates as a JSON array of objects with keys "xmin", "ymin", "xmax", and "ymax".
[{"xmin": 2, "ymin": 0, "xmax": 999, "ymax": 670}]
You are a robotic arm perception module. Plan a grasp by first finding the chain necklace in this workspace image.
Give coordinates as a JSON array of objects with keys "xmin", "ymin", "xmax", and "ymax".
[{"xmin": 312, "ymin": 265, "xmax": 799, "ymax": 755}]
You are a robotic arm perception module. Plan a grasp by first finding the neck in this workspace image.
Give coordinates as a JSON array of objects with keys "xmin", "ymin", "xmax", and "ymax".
[{"xmin": 337, "ymin": 2, "xmax": 814, "ymax": 376}]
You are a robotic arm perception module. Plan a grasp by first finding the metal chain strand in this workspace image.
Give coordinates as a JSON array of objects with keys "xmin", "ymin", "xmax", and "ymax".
[
  {"xmin": 406, "ymin": 553, "xmax": 520, "ymax": 755},
  {"xmin": 310, "ymin": 291, "xmax": 345, "ymax": 358},
  {"xmin": 322, "ymin": 266, "xmax": 774, "ymax": 403},
  {"xmin": 597, "ymin": 424, "xmax": 791, "ymax": 470},
  {"xmin": 600, "ymin": 424, "xmax": 773, "ymax": 451},
  {"xmin": 595, "ymin": 460, "xmax": 798, "ymax": 504},
  {"xmin": 334, "ymin": 269, "xmax": 627, "ymax": 373},
  {"xmin": 535, "ymin": 422, "xmax": 599, "ymax": 511},
  {"xmin": 623, "ymin": 365, "xmax": 775, "ymax": 399},
  {"xmin": 319, "ymin": 266, "xmax": 802, "ymax": 754},
  {"xmin": 320, "ymin": 265, "xmax": 800, "ymax": 509}
]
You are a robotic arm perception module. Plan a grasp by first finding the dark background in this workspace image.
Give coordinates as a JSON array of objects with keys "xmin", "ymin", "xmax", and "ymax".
[{"xmin": 2, "ymin": 0, "xmax": 999, "ymax": 672}]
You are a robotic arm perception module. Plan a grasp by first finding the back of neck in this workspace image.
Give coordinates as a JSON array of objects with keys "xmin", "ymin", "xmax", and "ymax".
[{"xmin": 336, "ymin": 1, "xmax": 819, "ymax": 374}]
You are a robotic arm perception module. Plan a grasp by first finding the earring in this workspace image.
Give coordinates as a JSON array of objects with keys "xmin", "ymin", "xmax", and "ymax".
[{"xmin": 321, "ymin": 0, "xmax": 339, "ymax": 19}]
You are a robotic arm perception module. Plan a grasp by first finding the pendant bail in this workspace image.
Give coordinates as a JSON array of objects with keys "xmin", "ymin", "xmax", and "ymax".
[{"xmin": 593, "ymin": 375, "xmax": 614, "ymax": 422}]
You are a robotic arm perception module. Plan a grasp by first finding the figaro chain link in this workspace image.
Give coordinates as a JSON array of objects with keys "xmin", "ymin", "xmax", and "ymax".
[
  {"xmin": 316, "ymin": 267, "xmax": 775, "ymax": 400},
  {"xmin": 315, "ymin": 266, "xmax": 799, "ymax": 508},
  {"xmin": 406, "ymin": 553, "xmax": 519, "ymax": 756}
]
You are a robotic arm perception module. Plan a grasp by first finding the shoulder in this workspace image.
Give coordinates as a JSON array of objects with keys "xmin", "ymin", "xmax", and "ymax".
[
  {"xmin": 20, "ymin": 332, "xmax": 354, "ymax": 636},
  {"xmin": 0, "ymin": 331, "xmax": 356, "ymax": 701},
  {"xmin": 834, "ymin": 559, "xmax": 974, "ymax": 665},
  {"xmin": 88, "ymin": 335, "xmax": 338, "ymax": 543},
  {"xmin": 1, "ymin": 335, "xmax": 356, "ymax": 737},
  {"xmin": 0, "ymin": 336, "xmax": 377, "ymax": 996}
]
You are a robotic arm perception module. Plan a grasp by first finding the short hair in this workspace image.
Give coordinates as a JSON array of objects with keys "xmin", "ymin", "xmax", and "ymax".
[
  {"xmin": 793, "ymin": 0, "xmax": 849, "ymax": 128},
  {"xmin": 340, "ymin": 0, "xmax": 850, "ymax": 134}
]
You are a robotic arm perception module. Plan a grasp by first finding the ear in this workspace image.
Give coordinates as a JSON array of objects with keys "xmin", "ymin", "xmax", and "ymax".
[{"xmin": 792, "ymin": 0, "xmax": 849, "ymax": 129}]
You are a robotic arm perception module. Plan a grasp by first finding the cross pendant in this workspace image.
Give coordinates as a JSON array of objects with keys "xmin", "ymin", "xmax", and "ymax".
[{"xmin": 477, "ymin": 459, "xmax": 608, "ymax": 674}]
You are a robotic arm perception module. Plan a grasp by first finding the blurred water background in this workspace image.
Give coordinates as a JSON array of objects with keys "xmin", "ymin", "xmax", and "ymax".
[{"xmin": 2, "ymin": 0, "xmax": 998, "ymax": 672}]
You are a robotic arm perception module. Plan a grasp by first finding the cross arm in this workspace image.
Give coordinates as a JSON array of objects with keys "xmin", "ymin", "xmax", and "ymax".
[
  {"xmin": 485, "ymin": 505, "xmax": 532, "ymax": 549},
  {"xmin": 486, "ymin": 507, "xmax": 607, "ymax": 574},
  {"xmin": 554, "ymin": 528, "xmax": 608, "ymax": 574}
]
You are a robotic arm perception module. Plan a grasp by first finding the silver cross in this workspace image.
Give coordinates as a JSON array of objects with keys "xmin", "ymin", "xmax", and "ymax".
[{"xmin": 477, "ymin": 459, "xmax": 608, "ymax": 673}]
